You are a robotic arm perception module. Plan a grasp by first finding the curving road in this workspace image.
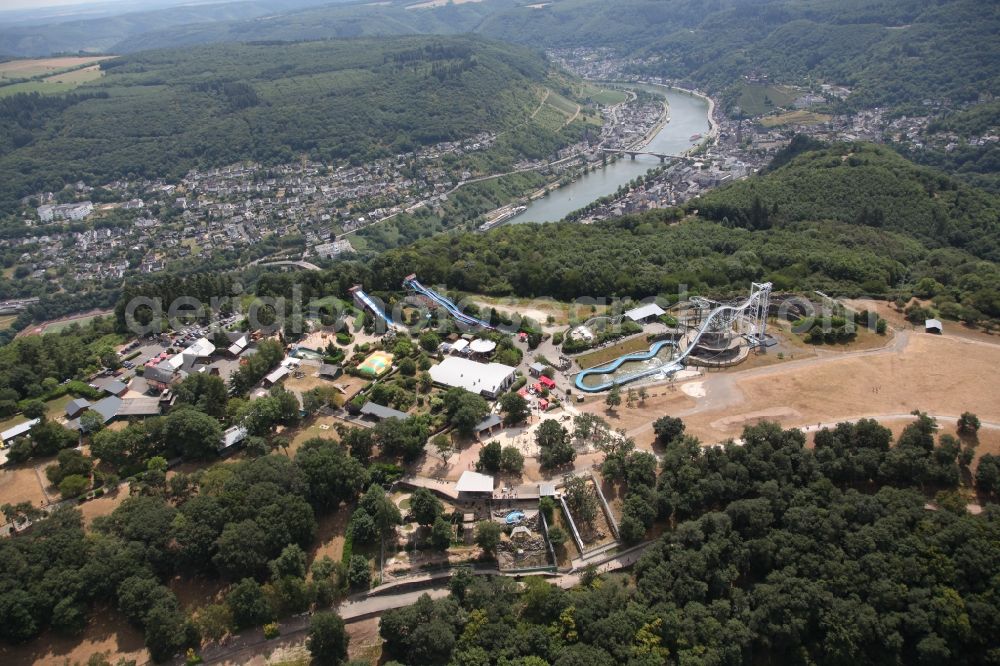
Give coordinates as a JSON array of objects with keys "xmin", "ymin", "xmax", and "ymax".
[{"xmin": 255, "ymin": 259, "xmax": 321, "ymax": 271}]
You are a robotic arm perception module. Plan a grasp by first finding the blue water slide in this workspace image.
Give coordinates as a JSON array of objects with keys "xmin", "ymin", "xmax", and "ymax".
[
  {"xmin": 402, "ymin": 276, "xmax": 494, "ymax": 330},
  {"xmin": 354, "ymin": 288, "xmax": 394, "ymax": 326},
  {"xmin": 574, "ymin": 340, "xmax": 679, "ymax": 392},
  {"xmin": 574, "ymin": 286, "xmax": 770, "ymax": 392}
]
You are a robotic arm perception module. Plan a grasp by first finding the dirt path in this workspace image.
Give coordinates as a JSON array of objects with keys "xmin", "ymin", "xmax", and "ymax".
[
  {"xmin": 530, "ymin": 89, "xmax": 550, "ymax": 119},
  {"xmin": 591, "ymin": 326, "xmax": 1000, "ymax": 449},
  {"xmin": 561, "ymin": 103, "xmax": 582, "ymax": 128}
]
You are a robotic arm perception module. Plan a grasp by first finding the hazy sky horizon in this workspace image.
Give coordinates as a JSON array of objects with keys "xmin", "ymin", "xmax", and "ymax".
[{"xmin": 0, "ymin": 0, "xmax": 130, "ymax": 11}]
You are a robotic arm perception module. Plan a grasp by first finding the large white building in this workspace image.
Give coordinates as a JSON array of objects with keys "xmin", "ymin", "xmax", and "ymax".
[
  {"xmin": 37, "ymin": 201, "xmax": 93, "ymax": 222},
  {"xmin": 429, "ymin": 356, "xmax": 516, "ymax": 399}
]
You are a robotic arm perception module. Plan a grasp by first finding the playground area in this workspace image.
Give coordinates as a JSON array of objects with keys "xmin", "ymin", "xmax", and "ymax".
[{"xmin": 357, "ymin": 351, "xmax": 394, "ymax": 378}]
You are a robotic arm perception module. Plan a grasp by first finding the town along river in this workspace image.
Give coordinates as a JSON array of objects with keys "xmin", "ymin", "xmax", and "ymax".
[{"xmin": 505, "ymin": 85, "xmax": 710, "ymax": 225}]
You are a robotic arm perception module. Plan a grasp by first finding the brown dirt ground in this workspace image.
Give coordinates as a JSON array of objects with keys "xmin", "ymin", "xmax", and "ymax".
[
  {"xmin": 78, "ymin": 486, "xmax": 130, "ymax": 527},
  {"xmin": 310, "ymin": 505, "xmax": 351, "ymax": 565},
  {"xmin": 0, "ymin": 605, "xmax": 147, "ymax": 666},
  {"xmin": 0, "ymin": 463, "xmax": 49, "ymax": 508},
  {"xmin": 346, "ymin": 617, "xmax": 382, "ymax": 664},
  {"xmin": 598, "ymin": 331, "xmax": 1000, "ymax": 448},
  {"xmin": 287, "ymin": 414, "xmax": 348, "ymax": 457},
  {"xmin": 169, "ymin": 575, "xmax": 228, "ymax": 612}
]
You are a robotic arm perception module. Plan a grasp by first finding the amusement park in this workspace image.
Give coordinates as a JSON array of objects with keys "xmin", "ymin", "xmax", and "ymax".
[{"xmin": 348, "ymin": 275, "xmax": 776, "ymax": 398}]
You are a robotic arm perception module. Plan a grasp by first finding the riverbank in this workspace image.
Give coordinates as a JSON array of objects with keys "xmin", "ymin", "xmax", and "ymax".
[
  {"xmin": 625, "ymin": 96, "xmax": 671, "ymax": 152},
  {"xmin": 503, "ymin": 83, "xmax": 711, "ymax": 224},
  {"xmin": 508, "ymin": 83, "xmax": 674, "ymax": 209},
  {"xmin": 632, "ymin": 81, "xmax": 718, "ymax": 140}
]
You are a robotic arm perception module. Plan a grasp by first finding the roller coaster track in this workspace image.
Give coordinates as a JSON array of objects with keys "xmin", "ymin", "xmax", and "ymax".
[
  {"xmin": 402, "ymin": 275, "xmax": 495, "ymax": 330},
  {"xmin": 575, "ymin": 283, "xmax": 771, "ymax": 392}
]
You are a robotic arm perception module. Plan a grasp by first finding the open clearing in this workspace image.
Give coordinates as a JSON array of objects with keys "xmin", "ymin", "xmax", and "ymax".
[
  {"xmin": 582, "ymin": 83, "xmax": 629, "ymax": 106},
  {"xmin": 596, "ymin": 330, "xmax": 1000, "ymax": 448},
  {"xmin": 575, "ymin": 335, "xmax": 655, "ymax": 369},
  {"xmin": 736, "ymin": 82, "xmax": 799, "ymax": 116},
  {"xmin": 0, "ymin": 56, "xmax": 114, "ymax": 98},
  {"xmin": 16, "ymin": 309, "xmax": 114, "ymax": 337},
  {"xmin": 0, "ymin": 56, "xmax": 114, "ymax": 79},
  {"xmin": 0, "ymin": 314, "xmax": 17, "ymax": 330},
  {"xmin": 0, "ymin": 605, "xmax": 147, "ymax": 666},
  {"xmin": 0, "ymin": 463, "xmax": 48, "ymax": 509},
  {"xmin": 758, "ymin": 110, "xmax": 832, "ymax": 127},
  {"xmin": 0, "ymin": 394, "xmax": 82, "ymax": 434}
]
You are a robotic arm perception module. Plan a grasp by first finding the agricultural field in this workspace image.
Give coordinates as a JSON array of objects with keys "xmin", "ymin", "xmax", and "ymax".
[
  {"xmin": 758, "ymin": 110, "xmax": 833, "ymax": 127},
  {"xmin": 0, "ymin": 314, "xmax": 16, "ymax": 331},
  {"xmin": 581, "ymin": 82, "xmax": 629, "ymax": 106},
  {"xmin": 735, "ymin": 82, "xmax": 800, "ymax": 116},
  {"xmin": 0, "ymin": 56, "xmax": 115, "ymax": 98},
  {"xmin": 0, "ymin": 56, "xmax": 114, "ymax": 80}
]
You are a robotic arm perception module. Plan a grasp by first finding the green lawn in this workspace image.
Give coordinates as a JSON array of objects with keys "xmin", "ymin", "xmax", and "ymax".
[
  {"xmin": 0, "ymin": 80, "xmax": 78, "ymax": 99},
  {"xmin": 575, "ymin": 336, "xmax": 655, "ymax": 370},
  {"xmin": 758, "ymin": 110, "xmax": 833, "ymax": 127},
  {"xmin": 0, "ymin": 413, "xmax": 28, "ymax": 434},
  {"xmin": 0, "ymin": 393, "xmax": 86, "ymax": 433},
  {"xmin": 736, "ymin": 83, "xmax": 800, "ymax": 116},
  {"xmin": 43, "ymin": 313, "xmax": 104, "ymax": 334},
  {"xmin": 546, "ymin": 90, "xmax": 579, "ymax": 115},
  {"xmin": 589, "ymin": 88, "xmax": 629, "ymax": 106}
]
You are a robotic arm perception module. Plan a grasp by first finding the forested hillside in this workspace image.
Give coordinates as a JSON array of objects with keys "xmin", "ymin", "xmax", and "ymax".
[
  {"xmin": 0, "ymin": 0, "xmax": 343, "ymax": 58},
  {"xmin": 375, "ymin": 418, "xmax": 1000, "ymax": 666},
  {"xmin": 0, "ymin": 35, "xmax": 565, "ymax": 212},
  {"xmin": 695, "ymin": 142, "xmax": 1000, "ymax": 262},
  {"xmin": 110, "ymin": 0, "xmax": 519, "ymax": 53},
  {"xmin": 312, "ymin": 142, "xmax": 1000, "ymax": 324},
  {"xmin": 96, "ymin": 0, "xmax": 1000, "ymax": 111}
]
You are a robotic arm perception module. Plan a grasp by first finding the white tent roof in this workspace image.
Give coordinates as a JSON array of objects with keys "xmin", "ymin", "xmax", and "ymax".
[
  {"xmin": 469, "ymin": 339, "xmax": 496, "ymax": 354},
  {"xmin": 184, "ymin": 336, "xmax": 216, "ymax": 358},
  {"xmin": 450, "ymin": 339, "xmax": 469, "ymax": 353},
  {"xmin": 429, "ymin": 356, "xmax": 515, "ymax": 396},
  {"xmin": 220, "ymin": 425, "xmax": 248, "ymax": 450},
  {"xmin": 625, "ymin": 303, "xmax": 665, "ymax": 321},
  {"xmin": 455, "ymin": 471, "xmax": 494, "ymax": 494}
]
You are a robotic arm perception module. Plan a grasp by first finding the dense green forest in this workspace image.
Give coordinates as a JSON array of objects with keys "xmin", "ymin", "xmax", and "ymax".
[
  {"xmin": 0, "ymin": 316, "xmax": 122, "ymax": 406},
  {"xmin": 329, "ymin": 143, "xmax": 1000, "ymax": 324},
  {"xmin": 77, "ymin": 0, "xmax": 1000, "ymax": 113},
  {"xmin": 3, "ymin": 405, "xmax": 998, "ymax": 664},
  {"xmin": 0, "ymin": 35, "xmax": 566, "ymax": 213},
  {"xmin": 0, "ymin": 0, "xmax": 343, "ymax": 57},
  {"xmin": 377, "ymin": 417, "xmax": 1000, "ymax": 666},
  {"xmin": 694, "ymin": 142, "xmax": 1000, "ymax": 261}
]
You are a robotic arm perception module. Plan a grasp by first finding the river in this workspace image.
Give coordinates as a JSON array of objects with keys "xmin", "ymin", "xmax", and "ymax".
[{"xmin": 506, "ymin": 85, "xmax": 710, "ymax": 224}]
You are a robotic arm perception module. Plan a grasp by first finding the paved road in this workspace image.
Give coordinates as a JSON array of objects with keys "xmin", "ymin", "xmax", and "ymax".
[
  {"xmin": 187, "ymin": 588, "xmax": 452, "ymax": 665},
  {"xmin": 189, "ymin": 539, "xmax": 654, "ymax": 665},
  {"xmin": 255, "ymin": 260, "xmax": 321, "ymax": 271}
]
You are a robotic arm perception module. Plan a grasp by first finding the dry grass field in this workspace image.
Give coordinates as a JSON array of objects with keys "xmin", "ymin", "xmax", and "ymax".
[
  {"xmin": 0, "ymin": 56, "xmax": 114, "ymax": 80},
  {"xmin": 591, "ymin": 330, "xmax": 1000, "ymax": 451}
]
